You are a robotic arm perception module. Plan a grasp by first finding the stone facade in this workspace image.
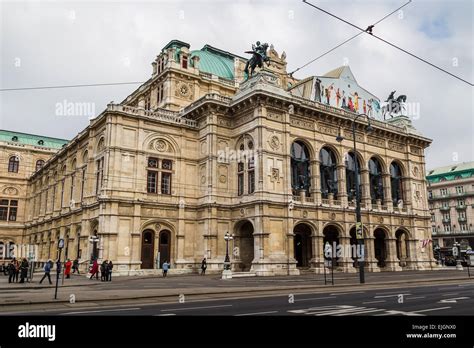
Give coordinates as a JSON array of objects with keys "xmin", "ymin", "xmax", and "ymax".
[{"xmin": 1, "ymin": 40, "xmax": 436, "ymax": 275}]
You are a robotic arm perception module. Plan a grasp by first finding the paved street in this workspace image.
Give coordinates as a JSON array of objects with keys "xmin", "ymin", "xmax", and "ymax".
[{"xmin": 0, "ymin": 269, "xmax": 473, "ymax": 316}]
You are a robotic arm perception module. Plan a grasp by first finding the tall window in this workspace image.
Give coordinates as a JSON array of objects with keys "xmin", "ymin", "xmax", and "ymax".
[
  {"xmin": 455, "ymin": 186, "xmax": 464, "ymax": 194},
  {"xmin": 96, "ymin": 158, "xmax": 104, "ymax": 194},
  {"xmin": 0, "ymin": 199, "xmax": 17, "ymax": 221},
  {"xmin": 182, "ymin": 55, "xmax": 188, "ymax": 69},
  {"xmin": 60, "ymin": 179, "xmax": 65, "ymax": 207},
  {"xmin": 36, "ymin": 160, "xmax": 45, "ymax": 172},
  {"xmin": 440, "ymin": 188, "xmax": 448, "ymax": 196},
  {"xmin": 81, "ymin": 167, "xmax": 86, "ymax": 200},
  {"xmin": 457, "ymin": 198, "xmax": 465, "ymax": 207},
  {"xmin": 248, "ymin": 156, "xmax": 255, "ymax": 194},
  {"xmin": 146, "ymin": 157, "xmax": 173, "ymax": 195},
  {"xmin": 369, "ymin": 157, "xmax": 384, "ymax": 203},
  {"xmin": 390, "ymin": 162, "xmax": 403, "ymax": 204},
  {"xmin": 291, "ymin": 141, "xmax": 311, "ymax": 196},
  {"xmin": 70, "ymin": 173, "xmax": 76, "ymax": 202},
  {"xmin": 145, "ymin": 96, "xmax": 151, "ymax": 110},
  {"xmin": 345, "ymin": 152, "xmax": 361, "ymax": 201},
  {"xmin": 238, "ymin": 162, "xmax": 244, "ymax": 196},
  {"xmin": 319, "ymin": 147, "xmax": 338, "ymax": 199},
  {"xmin": 161, "ymin": 160, "xmax": 172, "ymax": 195},
  {"xmin": 8, "ymin": 156, "xmax": 19, "ymax": 173}
]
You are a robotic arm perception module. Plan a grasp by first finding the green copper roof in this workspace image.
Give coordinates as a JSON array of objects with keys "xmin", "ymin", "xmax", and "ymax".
[
  {"xmin": 191, "ymin": 45, "xmax": 237, "ymax": 80},
  {"xmin": 0, "ymin": 129, "xmax": 69, "ymax": 149},
  {"xmin": 426, "ymin": 161, "xmax": 474, "ymax": 183}
]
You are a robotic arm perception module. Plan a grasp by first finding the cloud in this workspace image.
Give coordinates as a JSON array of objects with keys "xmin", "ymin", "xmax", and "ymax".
[{"xmin": 0, "ymin": 0, "xmax": 472, "ymax": 169}]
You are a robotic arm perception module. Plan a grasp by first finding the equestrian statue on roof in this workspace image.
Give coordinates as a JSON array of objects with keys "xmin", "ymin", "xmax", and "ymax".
[{"xmin": 244, "ymin": 41, "xmax": 271, "ymax": 78}]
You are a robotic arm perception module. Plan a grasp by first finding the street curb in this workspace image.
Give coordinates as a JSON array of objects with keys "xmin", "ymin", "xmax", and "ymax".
[{"xmin": 0, "ymin": 275, "xmax": 471, "ymax": 307}]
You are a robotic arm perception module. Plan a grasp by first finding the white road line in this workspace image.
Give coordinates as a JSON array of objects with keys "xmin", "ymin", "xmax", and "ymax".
[
  {"xmin": 413, "ymin": 306, "xmax": 451, "ymax": 313},
  {"xmin": 441, "ymin": 293, "xmax": 460, "ymax": 296},
  {"xmin": 154, "ymin": 313, "xmax": 176, "ymax": 316},
  {"xmin": 334, "ymin": 308, "xmax": 386, "ymax": 316},
  {"xmin": 330, "ymin": 291, "xmax": 365, "ymax": 296},
  {"xmin": 235, "ymin": 311, "xmax": 278, "ymax": 316},
  {"xmin": 63, "ymin": 307, "xmax": 141, "ymax": 315},
  {"xmin": 362, "ymin": 300, "xmax": 386, "ymax": 304},
  {"xmin": 458, "ymin": 284, "xmax": 474, "ymax": 287},
  {"xmin": 405, "ymin": 296, "xmax": 426, "ymax": 300},
  {"xmin": 374, "ymin": 293, "xmax": 411, "ymax": 299},
  {"xmin": 161, "ymin": 304, "xmax": 232, "ymax": 312},
  {"xmin": 295, "ymin": 296, "xmax": 334, "ymax": 302}
]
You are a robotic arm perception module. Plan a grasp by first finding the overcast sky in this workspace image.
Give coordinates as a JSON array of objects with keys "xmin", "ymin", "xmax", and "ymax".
[{"xmin": 0, "ymin": 0, "xmax": 472, "ymax": 170}]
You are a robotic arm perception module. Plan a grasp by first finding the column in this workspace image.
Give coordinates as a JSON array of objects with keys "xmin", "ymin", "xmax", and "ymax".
[
  {"xmin": 337, "ymin": 164, "xmax": 347, "ymax": 206},
  {"xmin": 365, "ymin": 236, "xmax": 380, "ymax": 272},
  {"xmin": 385, "ymin": 237, "xmax": 402, "ymax": 271},
  {"xmin": 360, "ymin": 169, "xmax": 371, "ymax": 208},
  {"xmin": 339, "ymin": 236, "xmax": 356, "ymax": 273},
  {"xmin": 382, "ymin": 173, "xmax": 392, "ymax": 209},
  {"xmin": 310, "ymin": 159, "xmax": 321, "ymax": 204}
]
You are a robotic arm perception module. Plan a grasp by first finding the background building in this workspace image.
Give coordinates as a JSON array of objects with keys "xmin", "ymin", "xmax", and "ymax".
[
  {"xmin": 1, "ymin": 40, "xmax": 435, "ymax": 275},
  {"xmin": 0, "ymin": 130, "xmax": 68, "ymax": 261},
  {"xmin": 427, "ymin": 161, "xmax": 474, "ymax": 251}
]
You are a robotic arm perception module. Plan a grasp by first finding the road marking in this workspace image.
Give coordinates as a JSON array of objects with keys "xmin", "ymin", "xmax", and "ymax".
[
  {"xmin": 63, "ymin": 307, "xmax": 141, "ymax": 315},
  {"xmin": 413, "ymin": 306, "xmax": 451, "ymax": 313},
  {"xmin": 334, "ymin": 308, "xmax": 386, "ymax": 316},
  {"xmin": 362, "ymin": 300, "xmax": 386, "ymax": 304},
  {"xmin": 330, "ymin": 291, "xmax": 365, "ymax": 296},
  {"xmin": 375, "ymin": 310, "xmax": 423, "ymax": 316},
  {"xmin": 441, "ymin": 293, "xmax": 459, "ymax": 296},
  {"xmin": 438, "ymin": 297, "xmax": 469, "ymax": 303},
  {"xmin": 161, "ymin": 304, "xmax": 232, "ymax": 312},
  {"xmin": 154, "ymin": 313, "xmax": 176, "ymax": 316},
  {"xmin": 296, "ymin": 296, "xmax": 334, "ymax": 302},
  {"xmin": 374, "ymin": 293, "xmax": 411, "ymax": 298},
  {"xmin": 458, "ymin": 284, "xmax": 474, "ymax": 287},
  {"xmin": 405, "ymin": 296, "xmax": 426, "ymax": 300},
  {"xmin": 235, "ymin": 311, "xmax": 278, "ymax": 316}
]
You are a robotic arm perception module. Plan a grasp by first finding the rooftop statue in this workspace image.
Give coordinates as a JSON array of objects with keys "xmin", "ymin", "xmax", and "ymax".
[
  {"xmin": 383, "ymin": 90, "xmax": 407, "ymax": 119},
  {"xmin": 244, "ymin": 41, "xmax": 270, "ymax": 78}
]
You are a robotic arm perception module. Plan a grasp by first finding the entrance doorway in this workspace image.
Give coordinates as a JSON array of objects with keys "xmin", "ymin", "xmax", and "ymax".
[
  {"xmin": 374, "ymin": 229, "xmax": 387, "ymax": 268},
  {"xmin": 236, "ymin": 221, "xmax": 254, "ymax": 271},
  {"xmin": 323, "ymin": 225, "xmax": 340, "ymax": 265},
  {"xmin": 294, "ymin": 224, "xmax": 312, "ymax": 267},
  {"xmin": 141, "ymin": 229, "xmax": 155, "ymax": 269},
  {"xmin": 158, "ymin": 230, "xmax": 171, "ymax": 268}
]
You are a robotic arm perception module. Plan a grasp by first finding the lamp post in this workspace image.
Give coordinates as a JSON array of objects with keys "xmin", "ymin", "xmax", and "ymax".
[
  {"xmin": 453, "ymin": 241, "xmax": 463, "ymax": 270},
  {"xmin": 222, "ymin": 232, "xmax": 234, "ymax": 279},
  {"xmin": 336, "ymin": 113, "xmax": 373, "ymax": 284},
  {"xmin": 434, "ymin": 244, "xmax": 441, "ymax": 265}
]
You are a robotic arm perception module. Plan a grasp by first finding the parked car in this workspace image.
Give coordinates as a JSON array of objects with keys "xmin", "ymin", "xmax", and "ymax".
[{"xmin": 444, "ymin": 257, "xmax": 457, "ymax": 266}]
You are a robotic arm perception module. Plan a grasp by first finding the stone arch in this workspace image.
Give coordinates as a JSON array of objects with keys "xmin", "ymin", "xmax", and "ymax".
[
  {"xmin": 96, "ymin": 136, "xmax": 105, "ymax": 153},
  {"xmin": 235, "ymin": 133, "xmax": 255, "ymax": 151},
  {"xmin": 291, "ymin": 138, "xmax": 315, "ymax": 159},
  {"xmin": 1, "ymin": 185, "xmax": 20, "ymax": 196},
  {"xmin": 319, "ymin": 143, "xmax": 342, "ymax": 165},
  {"xmin": 368, "ymin": 154, "xmax": 388, "ymax": 174},
  {"xmin": 373, "ymin": 226, "xmax": 389, "ymax": 268},
  {"xmin": 233, "ymin": 219, "xmax": 255, "ymax": 272},
  {"xmin": 390, "ymin": 159, "xmax": 406, "ymax": 177},
  {"xmin": 344, "ymin": 150, "xmax": 366, "ymax": 170},
  {"xmin": 293, "ymin": 222, "xmax": 314, "ymax": 268},
  {"xmin": 143, "ymin": 134, "xmax": 180, "ymax": 156}
]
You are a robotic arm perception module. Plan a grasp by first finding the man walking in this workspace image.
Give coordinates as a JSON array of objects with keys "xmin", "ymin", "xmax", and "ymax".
[
  {"xmin": 107, "ymin": 261, "xmax": 113, "ymax": 281},
  {"xmin": 201, "ymin": 258, "xmax": 207, "ymax": 275},
  {"xmin": 72, "ymin": 259, "xmax": 80, "ymax": 274},
  {"xmin": 39, "ymin": 260, "xmax": 52, "ymax": 285},
  {"xmin": 7, "ymin": 260, "xmax": 16, "ymax": 283},
  {"xmin": 162, "ymin": 261, "xmax": 169, "ymax": 278},
  {"xmin": 19, "ymin": 258, "xmax": 29, "ymax": 283}
]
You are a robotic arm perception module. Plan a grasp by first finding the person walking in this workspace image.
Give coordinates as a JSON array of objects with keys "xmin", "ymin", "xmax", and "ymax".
[
  {"xmin": 7, "ymin": 260, "xmax": 16, "ymax": 283},
  {"xmin": 64, "ymin": 259, "xmax": 72, "ymax": 279},
  {"xmin": 107, "ymin": 261, "xmax": 113, "ymax": 281},
  {"xmin": 201, "ymin": 258, "xmax": 207, "ymax": 275},
  {"xmin": 72, "ymin": 259, "xmax": 80, "ymax": 274},
  {"xmin": 100, "ymin": 260, "xmax": 108, "ymax": 281},
  {"xmin": 13, "ymin": 258, "xmax": 20, "ymax": 283},
  {"xmin": 39, "ymin": 260, "xmax": 52, "ymax": 285},
  {"xmin": 89, "ymin": 259, "xmax": 99, "ymax": 280},
  {"xmin": 162, "ymin": 261, "xmax": 169, "ymax": 278},
  {"xmin": 19, "ymin": 258, "xmax": 29, "ymax": 283}
]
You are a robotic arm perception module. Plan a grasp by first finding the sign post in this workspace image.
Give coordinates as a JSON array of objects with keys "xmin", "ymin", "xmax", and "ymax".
[{"xmin": 54, "ymin": 238, "xmax": 65, "ymax": 300}]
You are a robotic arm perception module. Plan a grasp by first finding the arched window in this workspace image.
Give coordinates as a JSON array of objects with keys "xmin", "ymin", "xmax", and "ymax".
[
  {"xmin": 320, "ymin": 147, "xmax": 338, "ymax": 199},
  {"xmin": 291, "ymin": 141, "xmax": 311, "ymax": 196},
  {"xmin": 36, "ymin": 160, "xmax": 45, "ymax": 172},
  {"xmin": 390, "ymin": 162, "xmax": 403, "ymax": 205},
  {"xmin": 8, "ymin": 156, "xmax": 19, "ymax": 173},
  {"xmin": 236, "ymin": 138, "xmax": 255, "ymax": 196},
  {"xmin": 345, "ymin": 152, "xmax": 361, "ymax": 201},
  {"xmin": 369, "ymin": 157, "xmax": 384, "ymax": 203}
]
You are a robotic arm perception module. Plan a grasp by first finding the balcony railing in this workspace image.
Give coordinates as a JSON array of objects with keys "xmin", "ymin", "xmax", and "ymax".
[
  {"xmin": 442, "ymin": 218, "xmax": 451, "ymax": 223},
  {"xmin": 439, "ymin": 206, "xmax": 450, "ymax": 211},
  {"xmin": 458, "ymin": 217, "xmax": 467, "ymax": 223},
  {"xmin": 455, "ymin": 205, "xmax": 467, "ymax": 210}
]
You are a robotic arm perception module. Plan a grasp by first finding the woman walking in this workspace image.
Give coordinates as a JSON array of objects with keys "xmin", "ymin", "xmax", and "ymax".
[
  {"xmin": 89, "ymin": 259, "xmax": 99, "ymax": 280},
  {"xmin": 64, "ymin": 259, "xmax": 72, "ymax": 279},
  {"xmin": 107, "ymin": 261, "xmax": 113, "ymax": 281},
  {"xmin": 201, "ymin": 258, "xmax": 207, "ymax": 275}
]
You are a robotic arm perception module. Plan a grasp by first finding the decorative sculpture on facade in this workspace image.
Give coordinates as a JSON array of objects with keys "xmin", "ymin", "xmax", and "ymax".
[
  {"xmin": 244, "ymin": 41, "xmax": 270, "ymax": 78},
  {"xmin": 382, "ymin": 90, "xmax": 407, "ymax": 119}
]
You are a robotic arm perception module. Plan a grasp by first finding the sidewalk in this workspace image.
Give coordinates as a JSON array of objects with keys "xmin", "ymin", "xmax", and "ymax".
[{"xmin": 0, "ymin": 269, "xmax": 471, "ymax": 308}]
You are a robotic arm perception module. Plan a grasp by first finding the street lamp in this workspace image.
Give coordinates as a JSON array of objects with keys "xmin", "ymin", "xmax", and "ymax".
[
  {"xmin": 453, "ymin": 241, "xmax": 463, "ymax": 270},
  {"xmin": 434, "ymin": 244, "xmax": 441, "ymax": 265},
  {"xmin": 224, "ymin": 232, "xmax": 234, "ymax": 270},
  {"xmin": 336, "ymin": 113, "xmax": 373, "ymax": 284}
]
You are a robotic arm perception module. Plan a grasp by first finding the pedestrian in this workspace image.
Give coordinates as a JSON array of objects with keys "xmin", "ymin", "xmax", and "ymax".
[
  {"xmin": 64, "ymin": 259, "xmax": 72, "ymax": 279},
  {"xmin": 107, "ymin": 261, "xmax": 113, "ymax": 281},
  {"xmin": 19, "ymin": 258, "xmax": 29, "ymax": 283},
  {"xmin": 14, "ymin": 258, "xmax": 20, "ymax": 283},
  {"xmin": 7, "ymin": 260, "xmax": 16, "ymax": 283},
  {"xmin": 162, "ymin": 260, "xmax": 169, "ymax": 278},
  {"xmin": 39, "ymin": 260, "xmax": 53, "ymax": 285},
  {"xmin": 89, "ymin": 259, "xmax": 99, "ymax": 280},
  {"xmin": 72, "ymin": 259, "xmax": 80, "ymax": 274},
  {"xmin": 100, "ymin": 260, "xmax": 108, "ymax": 281},
  {"xmin": 201, "ymin": 258, "xmax": 207, "ymax": 275}
]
